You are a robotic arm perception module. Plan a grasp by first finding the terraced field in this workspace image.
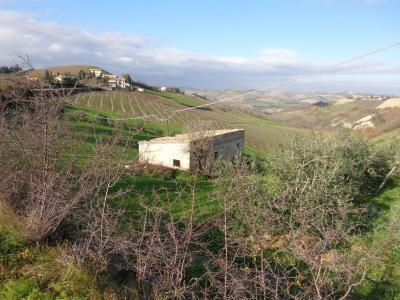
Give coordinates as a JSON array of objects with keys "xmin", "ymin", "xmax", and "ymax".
[{"xmin": 71, "ymin": 90, "xmax": 307, "ymax": 151}]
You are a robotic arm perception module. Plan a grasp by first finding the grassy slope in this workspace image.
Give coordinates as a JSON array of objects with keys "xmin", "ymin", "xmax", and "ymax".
[
  {"xmin": 269, "ymin": 100, "xmax": 382, "ymax": 129},
  {"xmin": 356, "ymin": 178, "xmax": 400, "ymax": 299},
  {"xmin": 372, "ymin": 127, "xmax": 400, "ymax": 146},
  {"xmin": 66, "ymin": 90, "xmax": 299, "ymax": 219},
  {"xmin": 0, "ymin": 202, "xmax": 103, "ymax": 299},
  {"xmin": 269, "ymin": 101, "xmax": 400, "ymax": 146},
  {"xmin": 71, "ymin": 90, "xmax": 308, "ymax": 152},
  {"xmin": 354, "ymin": 134, "xmax": 400, "ymax": 298},
  {"xmin": 67, "ymin": 91, "xmax": 260, "ymax": 212},
  {"xmin": 147, "ymin": 90, "xmax": 203, "ymax": 107}
]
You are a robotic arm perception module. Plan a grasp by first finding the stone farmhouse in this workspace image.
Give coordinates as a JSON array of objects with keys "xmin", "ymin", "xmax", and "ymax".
[{"xmin": 138, "ymin": 129, "xmax": 245, "ymax": 171}]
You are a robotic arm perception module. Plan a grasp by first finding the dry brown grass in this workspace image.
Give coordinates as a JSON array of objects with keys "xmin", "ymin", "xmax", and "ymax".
[
  {"xmin": 28, "ymin": 64, "xmax": 101, "ymax": 78},
  {"xmin": 0, "ymin": 199, "xmax": 23, "ymax": 233},
  {"xmin": 377, "ymin": 98, "xmax": 400, "ymax": 109}
]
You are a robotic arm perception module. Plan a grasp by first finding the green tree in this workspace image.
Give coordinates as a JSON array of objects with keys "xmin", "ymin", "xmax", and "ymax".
[
  {"xmin": 43, "ymin": 70, "xmax": 54, "ymax": 84},
  {"xmin": 122, "ymin": 74, "xmax": 133, "ymax": 85},
  {"xmin": 78, "ymin": 70, "xmax": 86, "ymax": 80}
]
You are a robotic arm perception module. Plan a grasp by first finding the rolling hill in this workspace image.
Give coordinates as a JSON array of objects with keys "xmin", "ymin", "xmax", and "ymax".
[
  {"xmin": 69, "ymin": 90, "xmax": 309, "ymax": 153},
  {"xmin": 21, "ymin": 64, "xmax": 400, "ymax": 146},
  {"xmin": 267, "ymin": 98, "xmax": 400, "ymax": 138}
]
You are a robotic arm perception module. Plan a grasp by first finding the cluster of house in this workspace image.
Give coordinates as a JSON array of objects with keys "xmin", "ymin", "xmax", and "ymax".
[
  {"xmin": 89, "ymin": 68, "xmax": 131, "ymax": 90},
  {"xmin": 29, "ymin": 67, "xmax": 171, "ymax": 92},
  {"xmin": 344, "ymin": 91, "xmax": 388, "ymax": 101},
  {"xmin": 89, "ymin": 69, "xmax": 173, "ymax": 92}
]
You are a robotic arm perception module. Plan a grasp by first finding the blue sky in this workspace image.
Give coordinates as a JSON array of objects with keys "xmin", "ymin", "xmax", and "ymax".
[{"xmin": 1, "ymin": 0, "xmax": 399, "ymax": 93}]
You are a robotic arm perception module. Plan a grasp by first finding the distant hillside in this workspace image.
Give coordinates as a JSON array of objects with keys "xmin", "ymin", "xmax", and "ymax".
[
  {"xmin": 186, "ymin": 89, "xmax": 343, "ymax": 112},
  {"xmin": 187, "ymin": 89, "xmax": 390, "ymax": 113},
  {"xmin": 268, "ymin": 99, "xmax": 400, "ymax": 139}
]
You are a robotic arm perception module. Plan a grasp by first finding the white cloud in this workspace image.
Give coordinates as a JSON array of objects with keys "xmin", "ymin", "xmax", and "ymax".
[
  {"xmin": 0, "ymin": 10, "xmax": 398, "ymax": 93},
  {"xmin": 48, "ymin": 43, "xmax": 63, "ymax": 52},
  {"xmin": 117, "ymin": 56, "xmax": 133, "ymax": 63}
]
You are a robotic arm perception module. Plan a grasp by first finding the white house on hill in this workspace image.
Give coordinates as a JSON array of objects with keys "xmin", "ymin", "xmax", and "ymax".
[
  {"xmin": 138, "ymin": 129, "xmax": 245, "ymax": 171},
  {"xmin": 89, "ymin": 68, "xmax": 102, "ymax": 77}
]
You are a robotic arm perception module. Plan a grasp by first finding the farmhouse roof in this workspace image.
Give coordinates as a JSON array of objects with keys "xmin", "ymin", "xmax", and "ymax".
[{"xmin": 139, "ymin": 129, "xmax": 244, "ymax": 144}]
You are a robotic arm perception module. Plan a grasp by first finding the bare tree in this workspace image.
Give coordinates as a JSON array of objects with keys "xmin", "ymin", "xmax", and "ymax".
[
  {"xmin": 0, "ymin": 84, "xmax": 137, "ymax": 242},
  {"xmin": 16, "ymin": 54, "xmax": 34, "ymax": 71},
  {"xmin": 112, "ymin": 183, "xmax": 214, "ymax": 299}
]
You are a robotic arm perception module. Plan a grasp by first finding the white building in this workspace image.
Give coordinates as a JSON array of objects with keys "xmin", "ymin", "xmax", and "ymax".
[
  {"xmin": 107, "ymin": 76, "xmax": 131, "ymax": 89},
  {"xmin": 54, "ymin": 74, "xmax": 64, "ymax": 83},
  {"xmin": 104, "ymin": 74, "xmax": 117, "ymax": 80},
  {"xmin": 89, "ymin": 68, "xmax": 102, "ymax": 77},
  {"xmin": 138, "ymin": 129, "xmax": 245, "ymax": 171},
  {"xmin": 108, "ymin": 79, "xmax": 117, "ymax": 88},
  {"xmin": 160, "ymin": 86, "xmax": 167, "ymax": 92},
  {"xmin": 117, "ymin": 77, "xmax": 131, "ymax": 89}
]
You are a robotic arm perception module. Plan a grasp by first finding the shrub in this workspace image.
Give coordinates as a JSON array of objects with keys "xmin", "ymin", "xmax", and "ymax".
[
  {"xmin": 98, "ymin": 114, "xmax": 108, "ymax": 126},
  {"xmin": 0, "ymin": 279, "xmax": 52, "ymax": 300},
  {"xmin": 208, "ymin": 131, "xmax": 394, "ymax": 299},
  {"xmin": 269, "ymin": 130, "xmax": 392, "ymax": 203},
  {"xmin": 0, "ymin": 227, "xmax": 25, "ymax": 265},
  {"xmin": 67, "ymin": 111, "xmax": 87, "ymax": 122},
  {"xmin": 154, "ymin": 128, "xmax": 163, "ymax": 136}
]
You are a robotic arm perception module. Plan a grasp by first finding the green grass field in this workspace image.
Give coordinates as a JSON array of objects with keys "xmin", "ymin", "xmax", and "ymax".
[
  {"xmin": 65, "ymin": 100, "xmax": 221, "ymax": 220},
  {"xmin": 355, "ymin": 177, "xmax": 400, "ymax": 299}
]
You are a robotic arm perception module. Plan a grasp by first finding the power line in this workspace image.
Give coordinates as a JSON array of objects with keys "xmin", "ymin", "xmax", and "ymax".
[
  {"xmin": 75, "ymin": 41, "xmax": 400, "ymax": 122},
  {"xmin": 278, "ymin": 41, "xmax": 400, "ymax": 85},
  {"xmin": 78, "ymin": 111, "xmax": 162, "ymax": 121},
  {"xmin": 331, "ymin": 42, "xmax": 400, "ymax": 68}
]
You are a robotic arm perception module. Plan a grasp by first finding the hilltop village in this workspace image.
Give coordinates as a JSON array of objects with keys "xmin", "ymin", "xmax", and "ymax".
[{"xmin": 27, "ymin": 66, "xmax": 178, "ymax": 93}]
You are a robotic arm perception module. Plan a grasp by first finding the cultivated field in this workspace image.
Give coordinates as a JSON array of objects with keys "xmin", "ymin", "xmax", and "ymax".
[
  {"xmin": 378, "ymin": 97, "xmax": 400, "ymax": 109},
  {"xmin": 71, "ymin": 90, "xmax": 307, "ymax": 151}
]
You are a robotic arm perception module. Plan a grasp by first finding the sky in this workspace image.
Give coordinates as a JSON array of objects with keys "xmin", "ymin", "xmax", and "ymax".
[{"xmin": 0, "ymin": 0, "xmax": 399, "ymax": 94}]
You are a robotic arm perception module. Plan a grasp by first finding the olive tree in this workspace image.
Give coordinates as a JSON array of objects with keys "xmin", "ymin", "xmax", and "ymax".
[{"xmin": 207, "ymin": 131, "xmax": 392, "ymax": 299}]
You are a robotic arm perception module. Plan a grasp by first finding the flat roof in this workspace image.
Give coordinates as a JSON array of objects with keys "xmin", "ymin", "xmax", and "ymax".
[{"xmin": 139, "ymin": 129, "xmax": 244, "ymax": 144}]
